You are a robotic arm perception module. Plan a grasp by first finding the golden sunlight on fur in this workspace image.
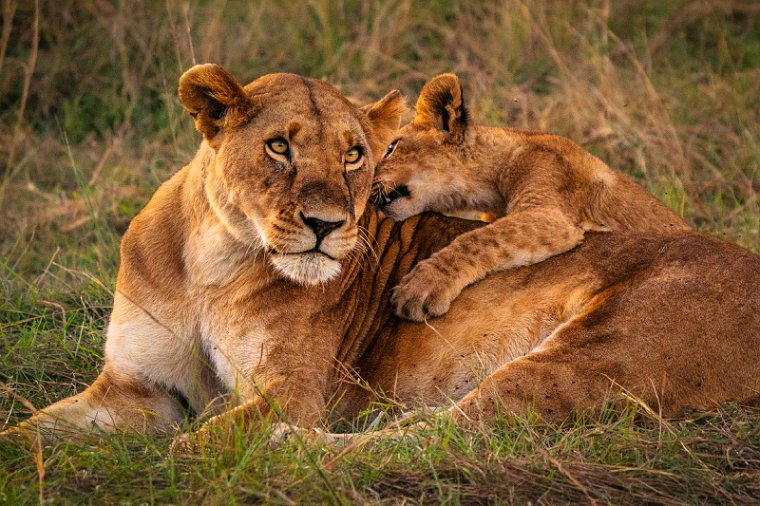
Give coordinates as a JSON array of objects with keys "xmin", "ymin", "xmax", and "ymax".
[
  {"xmin": 373, "ymin": 73, "xmax": 690, "ymax": 321},
  {"xmin": 3, "ymin": 65, "xmax": 759, "ymax": 447}
]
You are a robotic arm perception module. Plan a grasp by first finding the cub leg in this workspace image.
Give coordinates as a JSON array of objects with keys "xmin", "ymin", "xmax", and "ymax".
[{"xmin": 393, "ymin": 207, "xmax": 585, "ymax": 321}]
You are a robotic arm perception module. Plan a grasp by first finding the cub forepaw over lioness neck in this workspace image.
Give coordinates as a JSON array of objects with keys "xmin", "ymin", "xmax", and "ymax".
[{"xmin": 178, "ymin": 64, "xmax": 407, "ymax": 285}]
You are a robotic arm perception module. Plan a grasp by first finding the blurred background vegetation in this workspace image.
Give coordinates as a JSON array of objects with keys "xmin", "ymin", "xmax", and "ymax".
[
  {"xmin": 1, "ymin": 1, "xmax": 759, "ymax": 503},
  {"xmin": 1, "ymin": 0, "xmax": 758, "ymax": 271}
]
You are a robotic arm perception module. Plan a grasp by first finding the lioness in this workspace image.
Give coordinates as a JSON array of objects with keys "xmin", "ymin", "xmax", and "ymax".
[
  {"xmin": 373, "ymin": 73, "xmax": 690, "ymax": 322},
  {"xmin": 4, "ymin": 65, "xmax": 759, "ymax": 442}
]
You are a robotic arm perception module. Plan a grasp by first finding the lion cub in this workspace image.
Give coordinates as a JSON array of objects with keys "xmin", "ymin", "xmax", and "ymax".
[{"xmin": 373, "ymin": 73, "xmax": 690, "ymax": 322}]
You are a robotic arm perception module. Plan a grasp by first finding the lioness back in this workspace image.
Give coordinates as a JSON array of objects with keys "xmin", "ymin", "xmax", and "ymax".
[{"xmin": 372, "ymin": 73, "xmax": 690, "ymax": 321}]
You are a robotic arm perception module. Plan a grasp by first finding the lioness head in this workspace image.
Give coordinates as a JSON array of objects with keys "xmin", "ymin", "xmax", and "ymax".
[
  {"xmin": 178, "ymin": 64, "xmax": 406, "ymax": 284},
  {"xmin": 372, "ymin": 73, "xmax": 469, "ymax": 221}
]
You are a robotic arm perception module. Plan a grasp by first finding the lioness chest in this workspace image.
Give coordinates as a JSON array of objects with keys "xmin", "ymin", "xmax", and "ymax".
[{"xmin": 183, "ymin": 217, "xmax": 281, "ymax": 399}]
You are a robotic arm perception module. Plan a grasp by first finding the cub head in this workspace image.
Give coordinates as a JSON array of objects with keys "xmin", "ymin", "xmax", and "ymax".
[
  {"xmin": 372, "ymin": 73, "xmax": 469, "ymax": 221},
  {"xmin": 178, "ymin": 64, "xmax": 406, "ymax": 285}
]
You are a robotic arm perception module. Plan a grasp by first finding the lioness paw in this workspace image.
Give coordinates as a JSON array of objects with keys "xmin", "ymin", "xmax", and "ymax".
[
  {"xmin": 170, "ymin": 427, "xmax": 211, "ymax": 454},
  {"xmin": 268, "ymin": 422, "xmax": 354, "ymax": 449},
  {"xmin": 391, "ymin": 262, "xmax": 461, "ymax": 321}
]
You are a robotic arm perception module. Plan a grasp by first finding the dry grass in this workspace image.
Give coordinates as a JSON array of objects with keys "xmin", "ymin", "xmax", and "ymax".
[
  {"xmin": 1, "ymin": 0, "xmax": 759, "ymax": 503},
  {"xmin": 1, "ymin": 0, "xmax": 758, "ymax": 257}
]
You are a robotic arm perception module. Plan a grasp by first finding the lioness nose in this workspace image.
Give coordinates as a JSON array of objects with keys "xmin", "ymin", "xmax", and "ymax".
[{"xmin": 301, "ymin": 212, "xmax": 345, "ymax": 243}]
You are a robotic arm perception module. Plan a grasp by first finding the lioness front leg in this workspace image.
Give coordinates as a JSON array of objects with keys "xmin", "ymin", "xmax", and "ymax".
[
  {"xmin": 393, "ymin": 207, "xmax": 585, "ymax": 321},
  {"xmin": 3, "ymin": 367, "xmax": 185, "ymax": 443},
  {"xmin": 3, "ymin": 292, "xmax": 210, "ymax": 442},
  {"xmin": 172, "ymin": 374, "xmax": 327, "ymax": 451}
]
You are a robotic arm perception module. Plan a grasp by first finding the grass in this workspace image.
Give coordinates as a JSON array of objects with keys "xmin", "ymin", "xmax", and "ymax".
[
  {"xmin": 0, "ymin": 0, "xmax": 758, "ymax": 503},
  {"xmin": 2, "ymin": 406, "xmax": 760, "ymax": 504}
]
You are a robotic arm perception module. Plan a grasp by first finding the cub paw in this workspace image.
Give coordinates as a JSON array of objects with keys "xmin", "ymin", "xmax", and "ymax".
[{"xmin": 391, "ymin": 261, "xmax": 461, "ymax": 321}]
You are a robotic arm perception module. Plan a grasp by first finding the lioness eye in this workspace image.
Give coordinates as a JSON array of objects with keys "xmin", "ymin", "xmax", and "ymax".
[
  {"xmin": 345, "ymin": 147, "xmax": 363, "ymax": 169},
  {"xmin": 384, "ymin": 138, "xmax": 399, "ymax": 159},
  {"xmin": 266, "ymin": 138, "xmax": 289, "ymax": 156}
]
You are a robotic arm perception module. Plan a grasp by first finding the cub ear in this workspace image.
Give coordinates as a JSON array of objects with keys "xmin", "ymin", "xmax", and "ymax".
[
  {"xmin": 412, "ymin": 73, "xmax": 468, "ymax": 143},
  {"xmin": 178, "ymin": 63, "xmax": 255, "ymax": 145},
  {"xmin": 361, "ymin": 89, "xmax": 407, "ymax": 158}
]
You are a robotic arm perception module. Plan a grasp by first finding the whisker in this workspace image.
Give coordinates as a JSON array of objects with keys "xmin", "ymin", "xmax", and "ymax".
[
  {"xmin": 370, "ymin": 181, "xmax": 390, "ymax": 208},
  {"xmin": 357, "ymin": 224, "xmax": 380, "ymax": 266}
]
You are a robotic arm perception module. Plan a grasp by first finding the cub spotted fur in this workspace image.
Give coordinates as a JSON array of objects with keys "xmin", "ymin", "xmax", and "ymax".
[{"xmin": 373, "ymin": 74, "xmax": 690, "ymax": 321}]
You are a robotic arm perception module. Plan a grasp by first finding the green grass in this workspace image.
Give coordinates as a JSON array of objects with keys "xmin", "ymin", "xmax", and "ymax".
[
  {"xmin": 1, "ymin": 0, "xmax": 759, "ymax": 503},
  {"xmin": 2, "ymin": 406, "xmax": 759, "ymax": 504}
]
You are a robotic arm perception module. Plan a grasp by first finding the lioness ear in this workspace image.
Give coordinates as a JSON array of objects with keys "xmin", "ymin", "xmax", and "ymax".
[
  {"xmin": 361, "ymin": 89, "xmax": 407, "ymax": 158},
  {"xmin": 178, "ymin": 63, "xmax": 254, "ymax": 145},
  {"xmin": 413, "ymin": 73, "xmax": 468, "ymax": 143}
]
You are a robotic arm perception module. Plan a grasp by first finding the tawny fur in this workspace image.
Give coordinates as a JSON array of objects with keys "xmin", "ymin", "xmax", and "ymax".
[
  {"xmin": 373, "ymin": 73, "xmax": 691, "ymax": 321},
  {"xmin": 3, "ymin": 66, "xmax": 759, "ymax": 446}
]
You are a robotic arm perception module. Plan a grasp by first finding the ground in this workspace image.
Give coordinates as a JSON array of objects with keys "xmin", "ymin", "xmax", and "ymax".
[{"xmin": 1, "ymin": 1, "xmax": 758, "ymax": 504}]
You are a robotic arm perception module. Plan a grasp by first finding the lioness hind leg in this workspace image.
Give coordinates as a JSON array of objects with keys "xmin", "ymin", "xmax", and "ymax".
[
  {"xmin": 451, "ymin": 351, "xmax": 616, "ymax": 427},
  {"xmin": 4, "ymin": 367, "xmax": 184, "ymax": 442},
  {"xmin": 451, "ymin": 238, "xmax": 760, "ymax": 427}
]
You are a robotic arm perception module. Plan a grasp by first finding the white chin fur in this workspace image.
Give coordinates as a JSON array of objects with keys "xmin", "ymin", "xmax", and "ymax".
[{"xmin": 270, "ymin": 252, "xmax": 341, "ymax": 285}]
